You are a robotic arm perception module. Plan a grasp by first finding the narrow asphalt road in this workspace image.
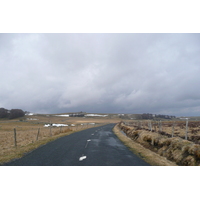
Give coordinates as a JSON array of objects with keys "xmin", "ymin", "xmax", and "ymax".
[{"xmin": 4, "ymin": 124, "xmax": 150, "ymax": 166}]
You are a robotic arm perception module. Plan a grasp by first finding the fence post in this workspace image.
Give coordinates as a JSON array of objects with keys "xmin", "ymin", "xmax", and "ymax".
[
  {"xmin": 159, "ymin": 120, "xmax": 162, "ymax": 132},
  {"xmin": 50, "ymin": 126, "xmax": 52, "ymax": 136},
  {"xmin": 14, "ymin": 128, "xmax": 17, "ymax": 147},
  {"xmin": 150, "ymin": 120, "xmax": 152, "ymax": 132},
  {"xmin": 154, "ymin": 122, "xmax": 157, "ymax": 132},
  {"xmin": 172, "ymin": 121, "xmax": 174, "ymax": 137},
  {"xmin": 185, "ymin": 118, "xmax": 189, "ymax": 140},
  {"xmin": 36, "ymin": 128, "xmax": 40, "ymax": 141}
]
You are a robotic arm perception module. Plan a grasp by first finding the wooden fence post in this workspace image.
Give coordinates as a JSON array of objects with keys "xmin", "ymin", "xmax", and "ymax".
[
  {"xmin": 159, "ymin": 120, "xmax": 162, "ymax": 132},
  {"xmin": 185, "ymin": 118, "xmax": 189, "ymax": 140},
  {"xmin": 148, "ymin": 120, "xmax": 152, "ymax": 131},
  {"xmin": 150, "ymin": 121, "xmax": 152, "ymax": 132},
  {"xmin": 36, "ymin": 128, "xmax": 40, "ymax": 141},
  {"xmin": 14, "ymin": 128, "xmax": 17, "ymax": 147},
  {"xmin": 154, "ymin": 122, "xmax": 157, "ymax": 132},
  {"xmin": 50, "ymin": 126, "xmax": 52, "ymax": 136},
  {"xmin": 171, "ymin": 121, "xmax": 174, "ymax": 137}
]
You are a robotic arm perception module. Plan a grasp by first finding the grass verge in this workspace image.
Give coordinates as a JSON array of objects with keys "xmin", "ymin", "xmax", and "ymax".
[
  {"xmin": 0, "ymin": 130, "xmax": 75, "ymax": 165},
  {"xmin": 113, "ymin": 124, "xmax": 177, "ymax": 166}
]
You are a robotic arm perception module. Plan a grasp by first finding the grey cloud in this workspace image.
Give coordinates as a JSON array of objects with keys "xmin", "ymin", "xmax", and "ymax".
[{"xmin": 1, "ymin": 33, "xmax": 200, "ymax": 116}]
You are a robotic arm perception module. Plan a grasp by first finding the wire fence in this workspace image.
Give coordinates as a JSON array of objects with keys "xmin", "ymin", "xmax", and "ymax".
[
  {"xmin": 0, "ymin": 123, "xmax": 101, "ymax": 155},
  {"xmin": 124, "ymin": 120, "xmax": 200, "ymax": 144}
]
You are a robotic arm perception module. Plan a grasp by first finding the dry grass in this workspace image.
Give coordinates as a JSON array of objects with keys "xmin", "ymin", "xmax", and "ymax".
[
  {"xmin": 113, "ymin": 124, "xmax": 177, "ymax": 166},
  {"xmin": 0, "ymin": 129, "xmax": 74, "ymax": 164},
  {"xmin": 117, "ymin": 121, "xmax": 200, "ymax": 166},
  {"xmin": 131, "ymin": 120, "xmax": 200, "ymax": 139}
]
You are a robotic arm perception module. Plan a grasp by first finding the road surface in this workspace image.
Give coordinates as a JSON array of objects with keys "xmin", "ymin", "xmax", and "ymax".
[{"xmin": 4, "ymin": 124, "xmax": 150, "ymax": 166}]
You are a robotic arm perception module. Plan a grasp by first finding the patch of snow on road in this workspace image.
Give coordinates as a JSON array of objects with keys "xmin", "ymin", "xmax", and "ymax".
[{"xmin": 79, "ymin": 156, "xmax": 87, "ymax": 161}]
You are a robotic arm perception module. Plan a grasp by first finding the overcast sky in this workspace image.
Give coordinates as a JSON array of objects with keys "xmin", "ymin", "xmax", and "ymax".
[{"xmin": 0, "ymin": 33, "xmax": 200, "ymax": 116}]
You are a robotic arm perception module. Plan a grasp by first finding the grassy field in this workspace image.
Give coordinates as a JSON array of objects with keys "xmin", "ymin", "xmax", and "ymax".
[{"xmin": 0, "ymin": 113, "xmax": 120, "ymax": 164}]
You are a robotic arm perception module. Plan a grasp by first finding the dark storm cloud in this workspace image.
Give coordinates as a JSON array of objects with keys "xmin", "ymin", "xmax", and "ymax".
[{"xmin": 1, "ymin": 33, "xmax": 200, "ymax": 116}]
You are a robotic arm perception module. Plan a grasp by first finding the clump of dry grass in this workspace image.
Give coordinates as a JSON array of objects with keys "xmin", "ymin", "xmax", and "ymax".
[
  {"xmin": 118, "ymin": 122, "xmax": 200, "ymax": 166},
  {"xmin": 113, "ymin": 124, "xmax": 177, "ymax": 166}
]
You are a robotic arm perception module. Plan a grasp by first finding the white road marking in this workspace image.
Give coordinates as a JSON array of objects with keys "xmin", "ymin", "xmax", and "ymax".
[
  {"xmin": 79, "ymin": 155, "xmax": 87, "ymax": 161},
  {"xmin": 85, "ymin": 139, "xmax": 91, "ymax": 148}
]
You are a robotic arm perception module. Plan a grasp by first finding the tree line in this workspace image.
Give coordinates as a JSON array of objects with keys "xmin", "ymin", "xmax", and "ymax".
[
  {"xmin": 0, "ymin": 108, "xmax": 25, "ymax": 119},
  {"xmin": 141, "ymin": 113, "xmax": 176, "ymax": 120}
]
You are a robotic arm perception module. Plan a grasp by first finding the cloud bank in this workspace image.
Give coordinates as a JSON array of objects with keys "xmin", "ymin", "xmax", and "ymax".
[{"xmin": 1, "ymin": 33, "xmax": 200, "ymax": 116}]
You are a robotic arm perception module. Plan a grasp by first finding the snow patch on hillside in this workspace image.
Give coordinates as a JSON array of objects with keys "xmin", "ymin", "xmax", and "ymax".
[
  {"xmin": 44, "ymin": 123, "xmax": 68, "ymax": 127},
  {"xmin": 55, "ymin": 115, "xmax": 69, "ymax": 117},
  {"xmin": 85, "ymin": 114, "xmax": 108, "ymax": 117},
  {"xmin": 25, "ymin": 113, "xmax": 35, "ymax": 116}
]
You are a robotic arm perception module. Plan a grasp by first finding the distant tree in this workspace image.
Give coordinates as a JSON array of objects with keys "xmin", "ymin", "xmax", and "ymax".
[
  {"xmin": 0, "ymin": 108, "xmax": 9, "ymax": 118},
  {"xmin": 141, "ymin": 113, "xmax": 153, "ymax": 119},
  {"xmin": 9, "ymin": 109, "xmax": 25, "ymax": 119},
  {"xmin": 134, "ymin": 114, "xmax": 142, "ymax": 120}
]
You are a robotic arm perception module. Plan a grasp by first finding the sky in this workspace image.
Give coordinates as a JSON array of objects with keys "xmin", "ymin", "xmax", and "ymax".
[
  {"xmin": 1, "ymin": 33, "xmax": 200, "ymax": 116},
  {"xmin": 1, "ymin": 1, "xmax": 200, "ymax": 197}
]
